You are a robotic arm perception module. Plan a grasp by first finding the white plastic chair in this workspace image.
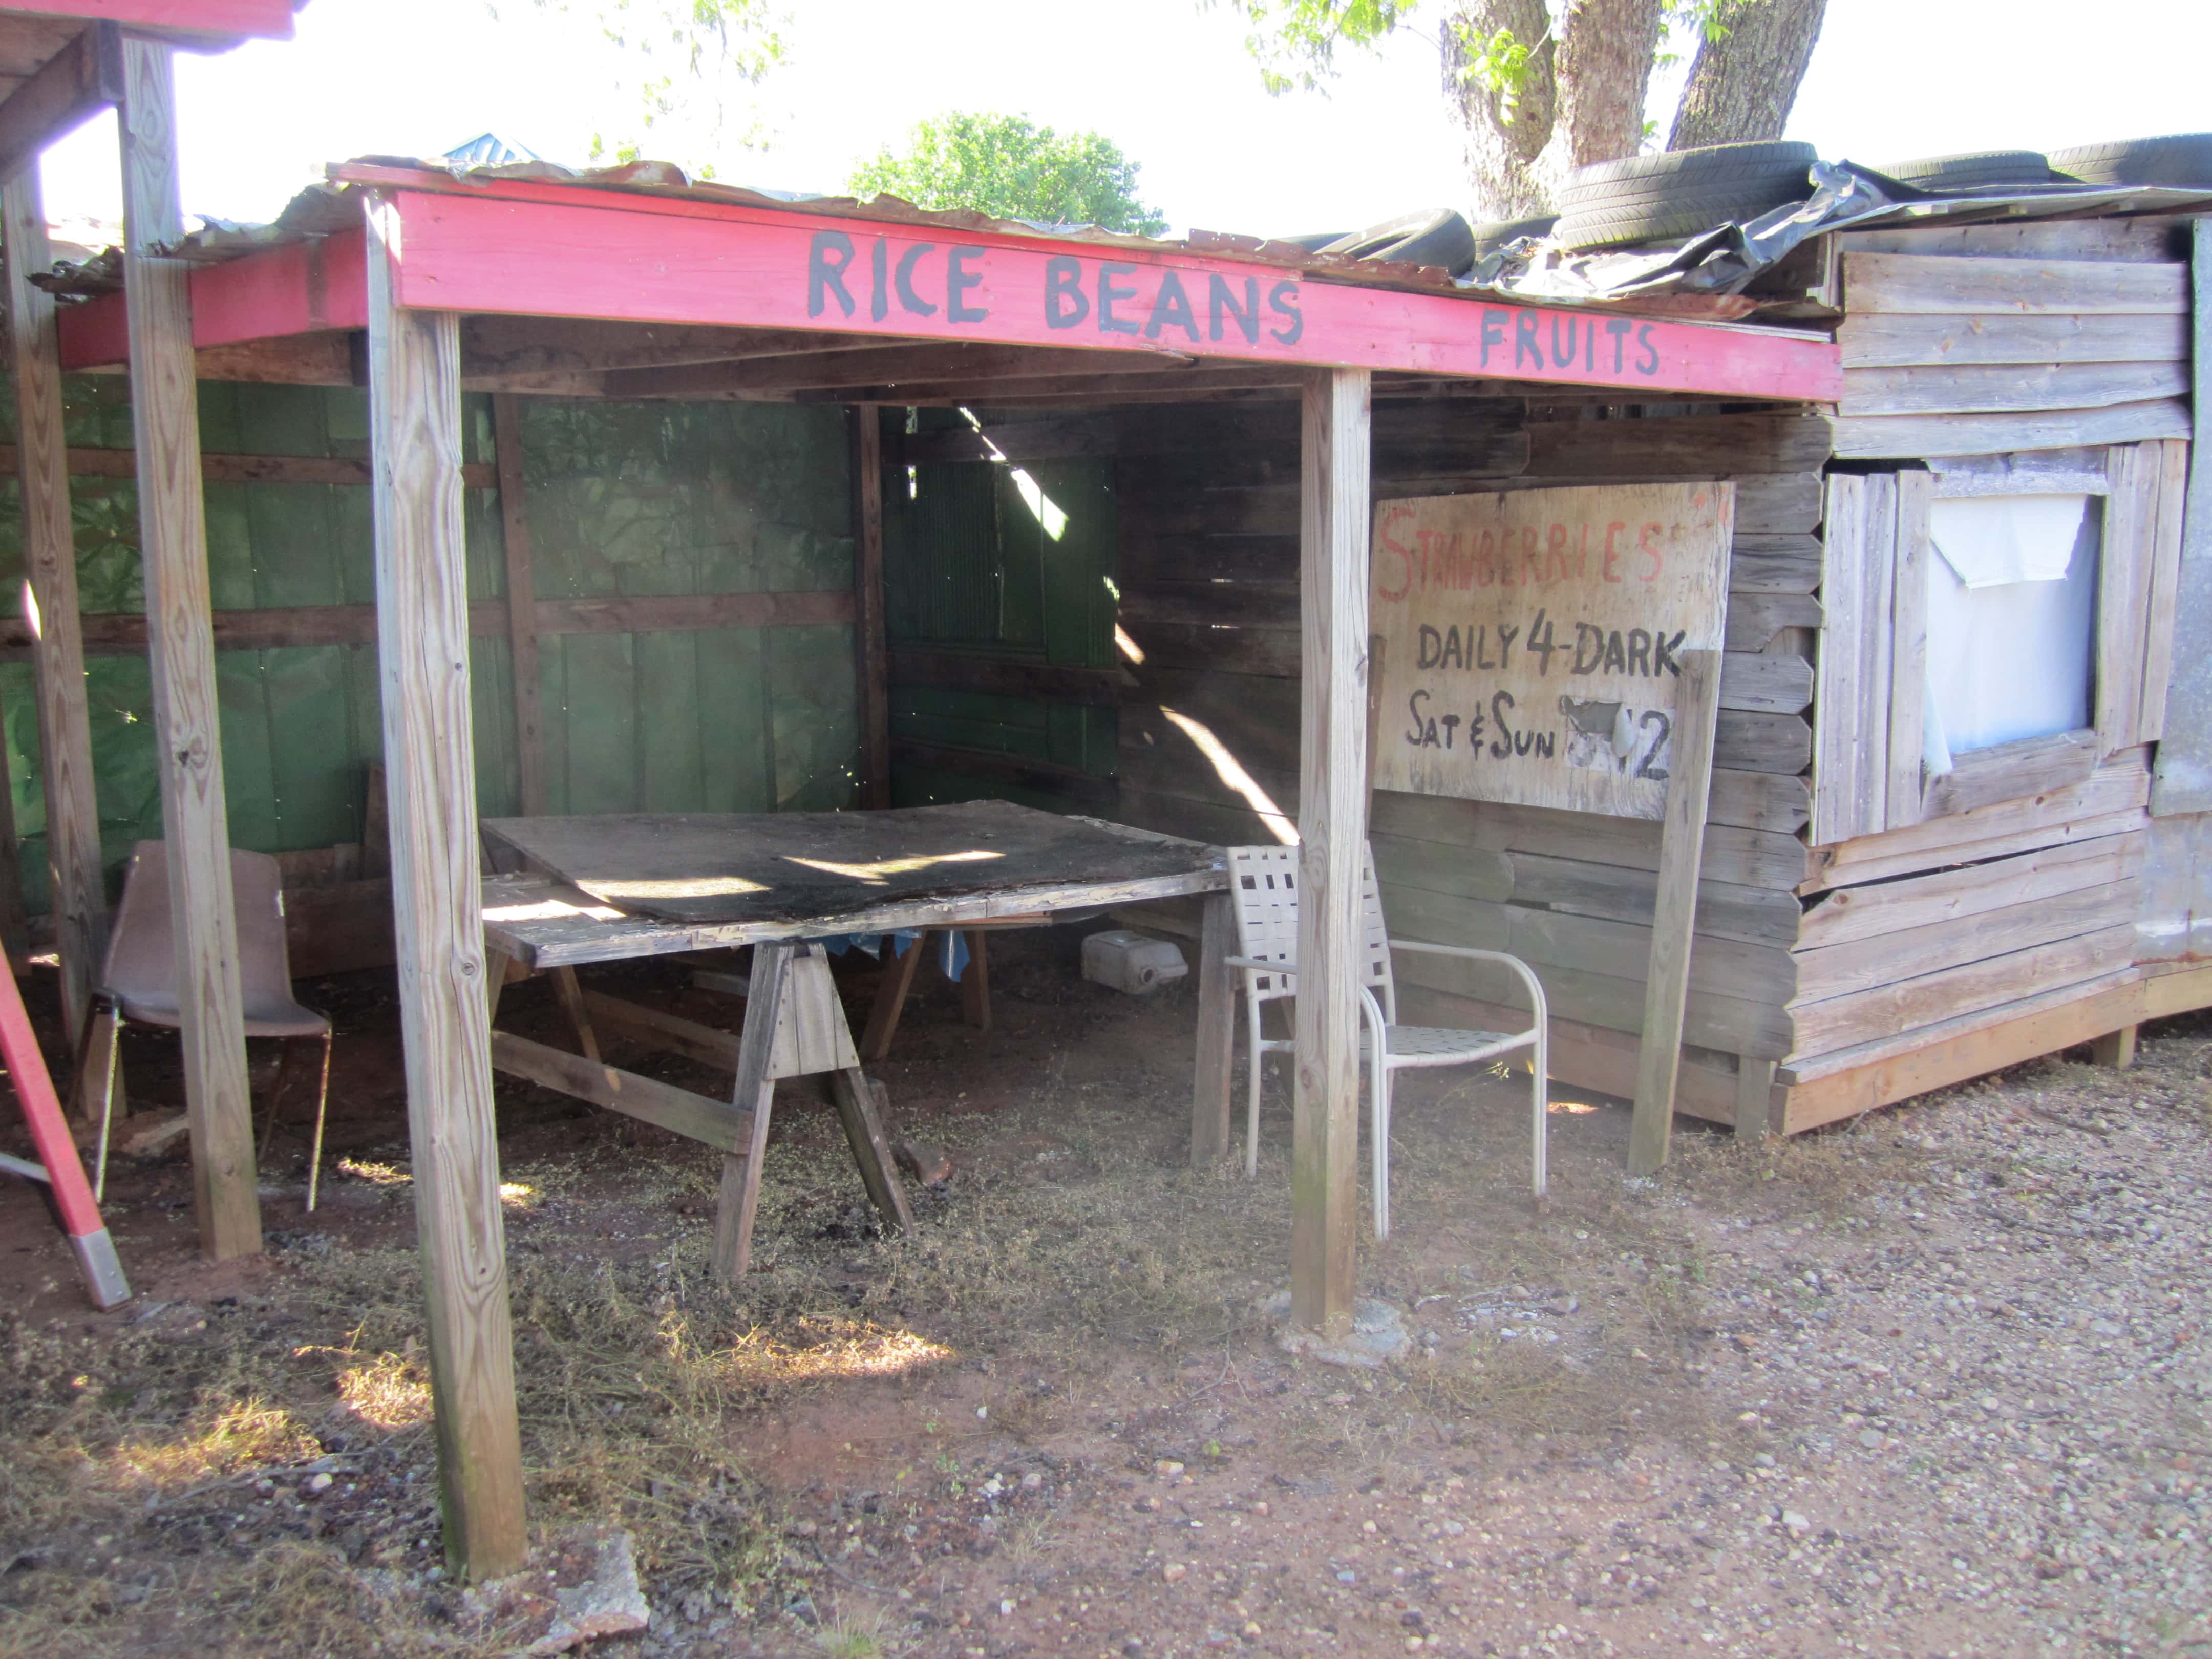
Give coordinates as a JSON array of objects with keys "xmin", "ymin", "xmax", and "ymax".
[{"xmin": 1223, "ymin": 842, "xmax": 1548, "ymax": 1235}]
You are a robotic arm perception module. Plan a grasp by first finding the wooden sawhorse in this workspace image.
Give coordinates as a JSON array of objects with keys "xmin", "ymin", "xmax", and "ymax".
[{"xmin": 487, "ymin": 939, "xmax": 912, "ymax": 1279}]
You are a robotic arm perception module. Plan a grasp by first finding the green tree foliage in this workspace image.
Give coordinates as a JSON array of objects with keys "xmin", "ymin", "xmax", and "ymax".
[
  {"xmin": 506, "ymin": 0, "xmax": 787, "ymax": 175},
  {"xmin": 847, "ymin": 113, "xmax": 1170, "ymax": 236}
]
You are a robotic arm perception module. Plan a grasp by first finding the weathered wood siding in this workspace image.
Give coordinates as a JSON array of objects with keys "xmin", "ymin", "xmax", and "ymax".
[{"xmin": 1112, "ymin": 398, "xmax": 1826, "ymax": 1115}]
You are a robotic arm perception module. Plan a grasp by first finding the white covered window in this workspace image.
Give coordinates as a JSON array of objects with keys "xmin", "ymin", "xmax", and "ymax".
[{"xmin": 1922, "ymin": 493, "xmax": 2099, "ymax": 778}]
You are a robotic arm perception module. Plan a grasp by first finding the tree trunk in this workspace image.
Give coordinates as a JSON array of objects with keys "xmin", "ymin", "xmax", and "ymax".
[
  {"xmin": 1442, "ymin": 0, "xmax": 1557, "ymax": 219},
  {"xmin": 1668, "ymin": 0, "xmax": 1830, "ymax": 150},
  {"xmin": 1549, "ymin": 0, "xmax": 1665, "ymax": 170}
]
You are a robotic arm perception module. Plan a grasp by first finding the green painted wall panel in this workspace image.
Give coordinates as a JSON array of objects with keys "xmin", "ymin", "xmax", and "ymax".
[{"xmin": 0, "ymin": 376, "xmax": 861, "ymax": 916}]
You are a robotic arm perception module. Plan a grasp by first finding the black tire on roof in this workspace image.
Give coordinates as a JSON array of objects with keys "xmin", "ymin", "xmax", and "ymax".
[
  {"xmin": 2047, "ymin": 133, "xmax": 2212, "ymax": 188},
  {"xmin": 1278, "ymin": 230, "xmax": 1348, "ymax": 253},
  {"xmin": 1559, "ymin": 140, "xmax": 1818, "ymax": 206},
  {"xmin": 1471, "ymin": 214, "xmax": 1559, "ymax": 257},
  {"xmin": 1870, "ymin": 149, "xmax": 2052, "ymax": 190},
  {"xmin": 1317, "ymin": 208, "xmax": 1477, "ymax": 273},
  {"xmin": 1555, "ymin": 187, "xmax": 1811, "ymax": 252}
]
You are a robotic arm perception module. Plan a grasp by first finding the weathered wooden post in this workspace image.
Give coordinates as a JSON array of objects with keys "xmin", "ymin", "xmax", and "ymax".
[
  {"xmin": 117, "ymin": 36, "xmax": 259, "ymax": 1259},
  {"xmin": 364, "ymin": 192, "xmax": 529, "ymax": 1579},
  {"xmin": 1290, "ymin": 367, "xmax": 1371, "ymax": 1335},
  {"xmin": 2, "ymin": 169, "xmax": 106, "ymax": 1043}
]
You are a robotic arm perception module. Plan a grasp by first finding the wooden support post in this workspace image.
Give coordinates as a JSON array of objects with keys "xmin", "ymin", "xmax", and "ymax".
[
  {"xmin": 491, "ymin": 394, "xmax": 547, "ymax": 817},
  {"xmin": 2090, "ymin": 1026, "xmax": 2137, "ymax": 1069},
  {"xmin": 3, "ymin": 172, "xmax": 105, "ymax": 1034},
  {"xmin": 365, "ymin": 192, "xmax": 527, "ymax": 1580},
  {"xmin": 1290, "ymin": 368, "xmax": 1370, "ymax": 1337},
  {"xmin": 0, "ymin": 680, "xmax": 25, "ymax": 954},
  {"xmin": 958, "ymin": 930, "xmax": 991, "ymax": 1031},
  {"xmin": 548, "ymin": 966, "xmax": 600, "ymax": 1062},
  {"xmin": 1628, "ymin": 648, "xmax": 1724, "ymax": 1176},
  {"xmin": 828, "ymin": 1066, "xmax": 914, "ymax": 1236},
  {"xmin": 118, "ymin": 38, "xmax": 259, "ymax": 1261},
  {"xmin": 859, "ymin": 930, "xmax": 929, "ymax": 1060},
  {"xmin": 852, "ymin": 404, "xmax": 890, "ymax": 809},
  {"xmin": 714, "ymin": 939, "xmax": 790, "ymax": 1281},
  {"xmin": 1188, "ymin": 891, "xmax": 1235, "ymax": 1166},
  {"xmin": 1734, "ymin": 1055, "xmax": 1776, "ymax": 1143}
]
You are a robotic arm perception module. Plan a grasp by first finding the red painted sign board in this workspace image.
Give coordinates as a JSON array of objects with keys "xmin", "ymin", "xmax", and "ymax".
[
  {"xmin": 26, "ymin": 0, "xmax": 296, "ymax": 38},
  {"xmin": 370, "ymin": 179, "xmax": 1838, "ymax": 403}
]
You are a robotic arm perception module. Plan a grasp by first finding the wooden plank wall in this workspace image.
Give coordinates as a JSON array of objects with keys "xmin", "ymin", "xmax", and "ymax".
[
  {"xmin": 1830, "ymin": 216, "xmax": 2195, "ymax": 459},
  {"xmin": 879, "ymin": 410, "xmax": 1121, "ymax": 813},
  {"xmin": 1111, "ymin": 399, "xmax": 1828, "ymax": 1121},
  {"xmin": 1784, "ymin": 215, "xmax": 2201, "ymax": 1103}
]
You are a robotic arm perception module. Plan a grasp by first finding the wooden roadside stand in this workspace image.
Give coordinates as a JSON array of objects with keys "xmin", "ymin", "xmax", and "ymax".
[{"xmin": 8, "ymin": 113, "xmax": 1839, "ymax": 1571}]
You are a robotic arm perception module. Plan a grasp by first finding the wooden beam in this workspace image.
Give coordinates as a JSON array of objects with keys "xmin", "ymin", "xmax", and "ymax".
[
  {"xmin": 364, "ymin": 192, "xmax": 527, "ymax": 1580},
  {"xmin": 852, "ymin": 405, "xmax": 889, "ymax": 809},
  {"xmin": 19, "ymin": 2, "xmax": 296, "ymax": 40},
  {"xmin": 490, "ymin": 395, "xmax": 546, "ymax": 816},
  {"xmin": 888, "ymin": 646, "xmax": 1136, "ymax": 707},
  {"xmin": 491, "ymin": 1030, "xmax": 753, "ymax": 1150},
  {"xmin": 352, "ymin": 172, "xmax": 1842, "ymax": 402},
  {"xmin": 1290, "ymin": 367, "xmax": 1370, "ymax": 1337},
  {"xmin": 118, "ymin": 35, "xmax": 258, "ymax": 1261},
  {"xmin": 0, "ymin": 20, "xmax": 120, "ymax": 185},
  {"xmin": 461, "ymin": 316, "xmax": 890, "ymax": 381},
  {"xmin": 605, "ymin": 340, "xmax": 1112, "ymax": 399},
  {"xmin": 0, "ymin": 588, "xmax": 859, "ymax": 658},
  {"xmin": 3, "ymin": 171, "xmax": 105, "ymax": 1040},
  {"xmin": 1627, "ymin": 647, "xmax": 1722, "ymax": 1177},
  {"xmin": 0, "ymin": 440, "xmax": 497, "ymax": 488},
  {"xmin": 0, "ymin": 677, "xmax": 25, "ymax": 950}
]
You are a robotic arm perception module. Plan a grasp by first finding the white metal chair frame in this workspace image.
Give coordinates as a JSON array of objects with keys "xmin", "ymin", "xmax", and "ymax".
[{"xmin": 1222, "ymin": 842, "xmax": 1549, "ymax": 1236}]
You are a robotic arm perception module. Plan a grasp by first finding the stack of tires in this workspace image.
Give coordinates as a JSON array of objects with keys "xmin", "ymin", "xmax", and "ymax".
[
  {"xmin": 2047, "ymin": 133, "xmax": 2212, "ymax": 188},
  {"xmin": 1554, "ymin": 140, "xmax": 1817, "ymax": 251}
]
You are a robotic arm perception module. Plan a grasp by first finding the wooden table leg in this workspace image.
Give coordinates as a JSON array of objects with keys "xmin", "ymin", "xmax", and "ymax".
[
  {"xmin": 712, "ymin": 941, "xmax": 790, "ymax": 1281},
  {"xmin": 859, "ymin": 930, "xmax": 930, "ymax": 1061},
  {"xmin": 550, "ymin": 966, "xmax": 601, "ymax": 1062},
  {"xmin": 960, "ymin": 931, "xmax": 991, "ymax": 1032},
  {"xmin": 1190, "ymin": 891, "xmax": 1235, "ymax": 1166},
  {"xmin": 484, "ymin": 946, "xmax": 515, "ymax": 1026},
  {"xmin": 830, "ymin": 1066, "xmax": 915, "ymax": 1236}
]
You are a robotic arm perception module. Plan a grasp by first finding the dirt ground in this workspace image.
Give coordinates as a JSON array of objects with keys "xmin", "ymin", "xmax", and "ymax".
[{"xmin": 1, "ymin": 926, "xmax": 2207, "ymax": 1659}]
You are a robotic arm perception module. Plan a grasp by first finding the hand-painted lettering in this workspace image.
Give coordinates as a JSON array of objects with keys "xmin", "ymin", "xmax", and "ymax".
[
  {"xmin": 1653, "ymin": 630, "xmax": 1685, "ymax": 676},
  {"xmin": 1605, "ymin": 317, "xmax": 1634, "ymax": 374},
  {"xmin": 1146, "ymin": 270, "xmax": 1199, "ymax": 341},
  {"xmin": 896, "ymin": 243, "xmax": 938, "ymax": 316},
  {"xmin": 1376, "ymin": 506, "xmax": 1415, "ymax": 601},
  {"xmin": 1481, "ymin": 308, "xmax": 1507, "ymax": 369},
  {"xmin": 1637, "ymin": 523, "xmax": 1665, "ymax": 579},
  {"xmin": 1044, "ymin": 256, "xmax": 1089, "ymax": 328},
  {"xmin": 869, "ymin": 237, "xmax": 889, "ymax": 322},
  {"xmin": 1098, "ymin": 263, "xmax": 1140, "ymax": 334},
  {"xmin": 1550, "ymin": 314, "xmax": 1578, "ymax": 369},
  {"xmin": 808, "ymin": 230, "xmax": 856, "ymax": 318},
  {"xmin": 1209, "ymin": 274, "xmax": 1260, "ymax": 343},
  {"xmin": 1267, "ymin": 281, "xmax": 1303, "ymax": 345},
  {"xmin": 1515, "ymin": 311, "xmax": 1542, "ymax": 370},
  {"xmin": 947, "ymin": 246, "xmax": 989, "ymax": 322},
  {"xmin": 1635, "ymin": 322, "xmax": 1660, "ymax": 376}
]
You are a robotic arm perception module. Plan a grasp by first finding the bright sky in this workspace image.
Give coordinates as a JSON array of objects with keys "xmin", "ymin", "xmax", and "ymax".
[{"xmin": 31, "ymin": 0, "xmax": 2212, "ymax": 240}]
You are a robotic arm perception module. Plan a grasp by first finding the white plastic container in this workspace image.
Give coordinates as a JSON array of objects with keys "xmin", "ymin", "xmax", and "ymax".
[{"xmin": 1081, "ymin": 929, "xmax": 1189, "ymax": 995}]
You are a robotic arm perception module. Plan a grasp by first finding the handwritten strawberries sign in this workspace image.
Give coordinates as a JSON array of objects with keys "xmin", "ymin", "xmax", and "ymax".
[{"xmin": 1369, "ymin": 482, "xmax": 1734, "ymax": 818}]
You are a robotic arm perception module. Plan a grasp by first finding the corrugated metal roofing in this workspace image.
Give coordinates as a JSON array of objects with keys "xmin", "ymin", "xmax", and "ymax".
[{"xmin": 27, "ymin": 150, "xmax": 2212, "ymax": 314}]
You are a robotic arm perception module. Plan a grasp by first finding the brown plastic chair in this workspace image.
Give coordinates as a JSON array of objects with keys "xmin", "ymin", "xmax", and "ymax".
[{"xmin": 89, "ymin": 842, "xmax": 333, "ymax": 1211}]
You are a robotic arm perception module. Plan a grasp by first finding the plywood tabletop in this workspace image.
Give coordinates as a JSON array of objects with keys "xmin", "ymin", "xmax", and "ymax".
[{"xmin": 480, "ymin": 800, "xmax": 1227, "ymax": 967}]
